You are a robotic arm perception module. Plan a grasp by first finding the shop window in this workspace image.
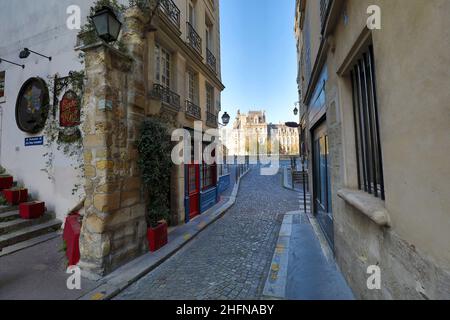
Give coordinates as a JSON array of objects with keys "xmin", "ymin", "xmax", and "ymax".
[{"xmin": 202, "ymin": 148, "xmax": 216, "ymax": 190}]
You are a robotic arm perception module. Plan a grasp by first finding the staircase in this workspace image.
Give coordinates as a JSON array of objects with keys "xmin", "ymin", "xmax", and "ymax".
[{"xmin": 0, "ymin": 181, "xmax": 62, "ymax": 255}]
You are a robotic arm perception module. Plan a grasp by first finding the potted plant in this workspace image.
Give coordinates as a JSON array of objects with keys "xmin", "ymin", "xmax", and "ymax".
[
  {"xmin": 3, "ymin": 184, "xmax": 28, "ymax": 205},
  {"xmin": 137, "ymin": 118, "xmax": 172, "ymax": 252},
  {"xmin": 0, "ymin": 166, "xmax": 13, "ymax": 190}
]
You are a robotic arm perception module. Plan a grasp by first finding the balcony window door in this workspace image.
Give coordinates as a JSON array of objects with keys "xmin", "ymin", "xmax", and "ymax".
[
  {"xmin": 188, "ymin": 1, "xmax": 196, "ymax": 27},
  {"xmin": 206, "ymin": 83, "xmax": 214, "ymax": 114},
  {"xmin": 206, "ymin": 25, "xmax": 213, "ymax": 51},
  {"xmin": 155, "ymin": 43, "xmax": 171, "ymax": 89},
  {"xmin": 186, "ymin": 69, "xmax": 197, "ymax": 104}
]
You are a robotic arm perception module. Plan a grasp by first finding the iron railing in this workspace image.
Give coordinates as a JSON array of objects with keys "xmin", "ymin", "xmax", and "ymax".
[
  {"xmin": 206, "ymin": 111, "xmax": 218, "ymax": 127},
  {"xmin": 185, "ymin": 100, "xmax": 201, "ymax": 120},
  {"xmin": 152, "ymin": 84, "xmax": 181, "ymax": 111},
  {"xmin": 186, "ymin": 22, "xmax": 202, "ymax": 55},
  {"xmin": 159, "ymin": 0, "xmax": 181, "ymax": 29},
  {"xmin": 206, "ymin": 48, "xmax": 217, "ymax": 73}
]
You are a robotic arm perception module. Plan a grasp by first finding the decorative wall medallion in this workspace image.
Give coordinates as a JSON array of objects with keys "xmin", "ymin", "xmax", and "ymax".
[
  {"xmin": 60, "ymin": 90, "xmax": 80, "ymax": 127},
  {"xmin": 15, "ymin": 77, "xmax": 50, "ymax": 134}
]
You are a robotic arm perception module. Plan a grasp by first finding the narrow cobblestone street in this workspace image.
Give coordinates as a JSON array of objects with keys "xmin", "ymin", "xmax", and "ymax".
[{"xmin": 116, "ymin": 167, "xmax": 299, "ymax": 300}]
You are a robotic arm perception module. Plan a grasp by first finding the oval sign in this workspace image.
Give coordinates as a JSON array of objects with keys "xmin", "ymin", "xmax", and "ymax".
[
  {"xmin": 59, "ymin": 90, "xmax": 80, "ymax": 127},
  {"xmin": 15, "ymin": 77, "xmax": 50, "ymax": 134}
]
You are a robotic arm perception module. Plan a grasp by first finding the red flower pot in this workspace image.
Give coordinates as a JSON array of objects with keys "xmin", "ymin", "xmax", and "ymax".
[
  {"xmin": 63, "ymin": 213, "xmax": 81, "ymax": 266},
  {"xmin": 19, "ymin": 201, "xmax": 45, "ymax": 219},
  {"xmin": 147, "ymin": 222, "xmax": 168, "ymax": 252},
  {"xmin": 3, "ymin": 189, "xmax": 28, "ymax": 205},
  {"xmin": 0, "ymin": 176, "xmax": 13, "ymax": 190}
]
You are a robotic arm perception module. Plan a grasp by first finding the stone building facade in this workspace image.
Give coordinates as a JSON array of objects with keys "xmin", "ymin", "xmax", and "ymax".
[
  {"xmin": 80, "ymin": 0, "xmax": 225, "ymax": 276},
  {"xmin": 228, "ymin": 110, "xmax": 299, "ymax": 156},
  {"xmin": 0, "ymin": 0, "xmax": 224, "ymax": 277},
  {"xmin": 295, "ymin": 0, "xmax": 450, "ymax": 299}
]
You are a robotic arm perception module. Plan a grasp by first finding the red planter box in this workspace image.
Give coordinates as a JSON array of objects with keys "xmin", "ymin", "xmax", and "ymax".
[
  {"xmin": 63, "ymin": 213, "xmax": 81, "ymax": 266},
  {"xmin": 19, "ymin": 201, "xmax": 45, "ymax": 219},
  {"xmin": 147, "ymin": 222, "xmax": 168, "ymax": 252},
  {"xmin": 3, "ymin": 189, "xmax": 28, "ymax": 205},
  {"xmin": 0, "ymin": 176, "xmax": 13, "ymax": 190}
]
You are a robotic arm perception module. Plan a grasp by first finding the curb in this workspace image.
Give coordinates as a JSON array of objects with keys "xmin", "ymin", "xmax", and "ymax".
[
  {"xmin": 78, "ymin": 168, "xmax": 251, "ymax": 300},
  {"xmin": 262, "ymin": 210, "xmax": 301, "ymax": 299}
]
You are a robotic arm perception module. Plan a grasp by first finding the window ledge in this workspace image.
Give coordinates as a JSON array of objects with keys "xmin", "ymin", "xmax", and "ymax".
[{"xmin": 338, "ymin": 188, "xmax": 391, "ymax": 227}]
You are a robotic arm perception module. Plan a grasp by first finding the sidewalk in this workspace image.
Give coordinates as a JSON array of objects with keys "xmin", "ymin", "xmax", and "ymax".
[
  {"xmin": 0, "ymin": 168, "xmax": 250, "ymax": 300},
  {"xmin": 0, "ymin": 232, "xmax": 98, "ymax": 300},
  {"xmin": 263, "ymin": 188, "xmax": 354, "ymax": 300}
]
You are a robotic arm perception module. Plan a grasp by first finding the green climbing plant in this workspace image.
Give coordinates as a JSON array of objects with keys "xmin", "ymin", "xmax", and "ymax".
[
  {"xmin": 41, "ymin": 71, "xmax": 85, "ymax": 196},
  {"xmin": 137, "ymin": 118, "xmax": 172, "ymax": 227}
]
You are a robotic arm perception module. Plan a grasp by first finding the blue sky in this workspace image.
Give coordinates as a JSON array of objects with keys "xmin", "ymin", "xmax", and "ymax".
[{"xmin": 220, "ymin": 0, "xmax": 298, "ymax": 124}]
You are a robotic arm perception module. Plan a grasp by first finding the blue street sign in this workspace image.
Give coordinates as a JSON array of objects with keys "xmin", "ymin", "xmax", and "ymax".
[{"xmin": 25, "ymin": 136, "xmax": 44, "ymax": 146}]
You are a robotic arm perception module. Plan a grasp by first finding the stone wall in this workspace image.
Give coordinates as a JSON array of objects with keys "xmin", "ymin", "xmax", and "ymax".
[
  {"xmin": 334, "ymin": 204, "xmax": 450, "ymax": 300},
  {"xmin": 78, "ymin": 8, "xmax": 149, "ymax": 278},
  {"xmin": 298, "ymin": 0, "xmax": 450, "ymax": 299}
]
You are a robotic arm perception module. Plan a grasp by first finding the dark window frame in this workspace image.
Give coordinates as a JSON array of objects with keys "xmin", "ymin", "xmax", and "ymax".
[
  {"xmin": 0, "ymin": 71, "xmax": 5, "ymax": 100},
  {"xmin": 350, "ymin": 44, "xmax": 385, "ymax": 200}
]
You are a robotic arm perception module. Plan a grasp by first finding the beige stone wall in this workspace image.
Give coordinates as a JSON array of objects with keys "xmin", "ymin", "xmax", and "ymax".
[
  {"xmin": 144, "ymin": 0, "xmax": 224, "ymax": 225},
  {"xmin": 79, "ymin": 8, "xmax": 149, "ymax": 277},
  {"xmin": 298, "ymin": 0, "xmax": 450, "ymax": 299}
]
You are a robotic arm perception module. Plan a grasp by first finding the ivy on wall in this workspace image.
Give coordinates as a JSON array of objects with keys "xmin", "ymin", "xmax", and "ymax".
[
  {"xmin": 42, "ymin": 71, "xmax": 86, "ymax": 197},
  {"xmin": 137, "ymin": 118, "xmax": 172, "ymax": 227}
]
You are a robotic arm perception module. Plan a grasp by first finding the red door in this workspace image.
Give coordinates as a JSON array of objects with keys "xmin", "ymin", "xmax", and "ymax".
[{"xmin": 188, "ymin": 164, "xmax": 200, "ymax": 219}]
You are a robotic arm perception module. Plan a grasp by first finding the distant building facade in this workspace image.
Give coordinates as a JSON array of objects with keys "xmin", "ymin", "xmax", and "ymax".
[
  {"xmin": 295, "ymin": 0, "xmax": 450, "ymax": 299},
  {"xmin": 228, "ymin": 110, "xmax": 298, "ymax": 156}
]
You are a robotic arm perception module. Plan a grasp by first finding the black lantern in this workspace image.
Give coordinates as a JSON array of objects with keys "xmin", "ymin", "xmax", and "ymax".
[
  {"xmin": 91, "ymin": 6, "xmax": 122, "ymax": 43},
  {"xmin": 221, "ymin": 112, "xmax": 231, "ymax": 126},
  {"xmin": 293, "ymin": 106, "xmax": 299, "ymax": 116}
]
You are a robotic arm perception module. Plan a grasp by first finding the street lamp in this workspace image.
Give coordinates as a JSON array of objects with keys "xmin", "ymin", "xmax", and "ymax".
[
  {"xmin": 91, "ymin": 6, "xmax": 122, "ymax": 43},
  {"xmin": 286, "ymin": 103, "xmax": 308, "ymax": 213},
  {"xmin": 19, "ymin": 48, "xmax": 52, "ymax": 61},
  {"xmin": 221, "ymin": 112, "xmax": 231, "ymax": 126}
]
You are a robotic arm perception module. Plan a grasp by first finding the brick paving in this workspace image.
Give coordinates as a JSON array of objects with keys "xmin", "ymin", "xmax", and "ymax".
[{"xmin": 115, "ymin": 166, "xmax": 300, "ymax": 300}]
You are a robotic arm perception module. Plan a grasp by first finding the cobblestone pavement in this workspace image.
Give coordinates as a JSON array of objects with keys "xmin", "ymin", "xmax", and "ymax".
[{"xmin": 115, "ymin": 166, "xmax": 300, "ymax": 300}]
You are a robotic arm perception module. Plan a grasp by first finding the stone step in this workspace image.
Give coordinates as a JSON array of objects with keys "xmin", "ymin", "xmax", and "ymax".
[
  {"xmin": 0, "ymin": 210, "xmax": 20, "ymax": 222},
  {"xmin": 0, "ymin": 213, "xmax": 54, "ymax": 235},
  {"xmin": 0, "ymin": 205, "xmax": 19, "ymax": 215},
  {"xmin": 0, "ymin": 219, "xmax": 62, "ymax": 250}
]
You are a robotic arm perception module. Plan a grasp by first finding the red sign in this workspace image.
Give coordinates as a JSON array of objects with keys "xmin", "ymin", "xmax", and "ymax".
[{"xmin": 59, "ymin": 90, "xmax": 80, "ymax": 127}]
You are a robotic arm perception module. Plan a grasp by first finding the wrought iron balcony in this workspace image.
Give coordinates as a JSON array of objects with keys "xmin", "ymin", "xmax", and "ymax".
[
  {"xmin": 206, "ymin": 48, "xmax": 217, "ymax": 73},
  {"xmin": 152, "ymin": 84, "xmax": 181, "ymax": 112},
  {"xmin": 186, "ymin": 22, "xmax": 202, "ymax": 55},
  {"xmin": 185, "ymin": 100, "xmax": 201, "ymax": 120},
  {"xmin": 206, "ymin": 111, "xmax": 218, "ymax": 127},
  {"xmin": 159, "ymin": 0, "xmax": 181, "ymax": 29}
]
